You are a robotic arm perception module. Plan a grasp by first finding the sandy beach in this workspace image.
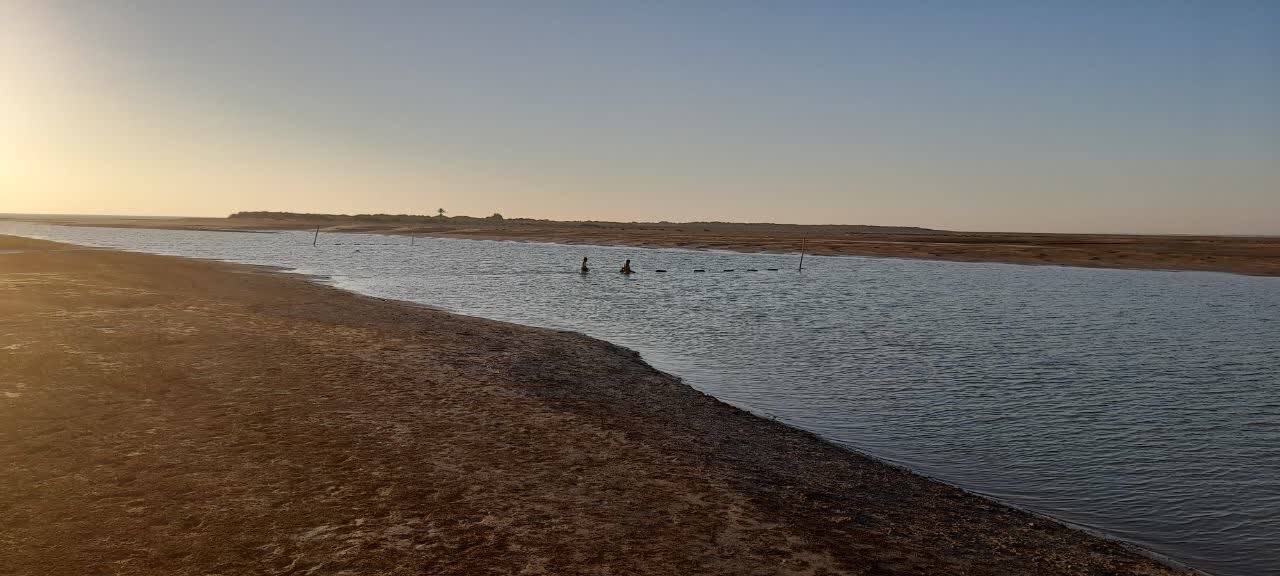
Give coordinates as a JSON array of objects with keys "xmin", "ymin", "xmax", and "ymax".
[
  {"xmin": 1, "ymin": 235, "xmax": 1190, "ymax": 575},
  {"xmin": 11, "ymin": 214, "xmax": 1278, "ymax": 277}
]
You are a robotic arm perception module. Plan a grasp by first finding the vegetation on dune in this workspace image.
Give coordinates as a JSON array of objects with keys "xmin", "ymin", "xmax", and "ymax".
[
  {"xmin": 226, "ymin": 211, "xmax": 940, "ymax": 233},
  {"xmin": 230, "ymin": 211, "xmax": 475, "ymax": 223}
]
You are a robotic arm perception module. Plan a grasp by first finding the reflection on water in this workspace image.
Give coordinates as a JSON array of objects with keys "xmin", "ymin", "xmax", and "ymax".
[{"xmin": 4, "ymin": 221, "xmax": 1278, "ymax": 576}]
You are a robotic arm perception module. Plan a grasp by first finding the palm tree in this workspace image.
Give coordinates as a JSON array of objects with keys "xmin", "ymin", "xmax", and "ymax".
[{"xmin": 437, "ymin": 208, "xmax": 446, "ymax": 217}]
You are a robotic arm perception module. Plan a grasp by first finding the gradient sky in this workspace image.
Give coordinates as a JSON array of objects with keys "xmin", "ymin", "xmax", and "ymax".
[{"xmin": 2, "ymin": 1, "xmax": 1277, "ymax": 233}]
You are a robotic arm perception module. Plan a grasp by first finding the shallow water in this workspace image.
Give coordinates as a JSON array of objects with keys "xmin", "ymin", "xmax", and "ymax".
[{"xmin": 4, "ymin": 221, "xmax": 1278, "ymax": 576}]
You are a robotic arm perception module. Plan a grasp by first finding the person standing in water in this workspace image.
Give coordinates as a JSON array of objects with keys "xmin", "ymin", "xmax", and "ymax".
[
  {"xmin": 620, "ymin": 259, "xmax": 633, "ymax": 274},
  {"xmin": 580, "ymin": 257, "xmax": 589, "ymax": 274}
]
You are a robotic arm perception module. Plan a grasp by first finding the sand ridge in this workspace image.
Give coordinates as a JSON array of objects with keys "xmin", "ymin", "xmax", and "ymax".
[{"xmin": 0, "ymin": 235, "xmax": 1190, "ymax": 575}]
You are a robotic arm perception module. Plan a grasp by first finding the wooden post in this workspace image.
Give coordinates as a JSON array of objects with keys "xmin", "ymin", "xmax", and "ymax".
[
  {"xmin": 798, "ymin": 236, "xmax": 806, "ymax": 272},
  {"xmin": 411, "ymin": 234, "xmax": 415, "ymax": 246},
  {"xmin": 313, "ymin": 226, "xmax": 319, "ymax": 246}
]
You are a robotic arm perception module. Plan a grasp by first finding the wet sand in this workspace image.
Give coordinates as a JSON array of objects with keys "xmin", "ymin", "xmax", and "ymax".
[
  {"xmin": 11, "ymin": 214, "xmax": 1279, "ymax": 276},
  {"xmin": 1, "ymin": 235, "xmax": 1190, "ymax": 575}
]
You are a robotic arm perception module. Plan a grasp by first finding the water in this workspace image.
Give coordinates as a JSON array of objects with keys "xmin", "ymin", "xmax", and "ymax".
[{"xmin": 4, "ymin": 221, "xmax": 1278, "ymax": 576}]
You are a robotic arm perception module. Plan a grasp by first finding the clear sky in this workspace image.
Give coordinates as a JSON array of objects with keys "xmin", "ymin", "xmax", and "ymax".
[{"xmin": 2, "ymin": 1, "xmax": 1277, "ymax": 234}]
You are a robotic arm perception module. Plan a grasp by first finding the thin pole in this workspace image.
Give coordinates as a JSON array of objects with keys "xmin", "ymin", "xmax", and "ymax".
[
  {"xmin": 798, "ymin": 236, "xmax": 806, "ymax": 272},
  {"xmin": 411, "ymin": 234, "xmax": 415, "ymax": 246},
  {"xmin": 313, "ymin": 226, "xmax": 319, "ymax": 246}
]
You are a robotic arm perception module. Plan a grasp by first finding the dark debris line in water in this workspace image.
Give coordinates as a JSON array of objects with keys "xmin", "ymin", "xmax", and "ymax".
[{"xmin": 3, "ymin": 221, "xmax": 1279, "ymax": 576}]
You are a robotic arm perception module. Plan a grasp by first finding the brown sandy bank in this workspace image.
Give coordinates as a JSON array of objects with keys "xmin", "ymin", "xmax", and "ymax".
[
  {"xmin": 0, "ymin": 235, "xmax": 1189, "ymax": 575},
  {"xmin": 11, "ymin": 213, "xmax": 1280, "ymax": 276}
]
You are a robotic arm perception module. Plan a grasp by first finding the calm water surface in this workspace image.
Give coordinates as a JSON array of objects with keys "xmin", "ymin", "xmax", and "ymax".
[{"xmin": 4, "ymin": 222, "xmax": 1278, "ymax": 576}]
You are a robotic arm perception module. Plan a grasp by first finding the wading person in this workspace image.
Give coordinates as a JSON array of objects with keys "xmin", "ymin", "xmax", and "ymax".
[
  {"xmin": 580, "ymin": 257, "xmax": 589, "ymax": 274},
  {"xmin": 620, "ymin": 259, "xmax": 633, "ymax": 275}
]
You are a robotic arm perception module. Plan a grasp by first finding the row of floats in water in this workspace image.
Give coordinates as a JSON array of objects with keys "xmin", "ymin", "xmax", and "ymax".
[
  {"xmin": 592, "ymin": 258, "xmax": 787, "ymax": 275},
  {"xmin": 653, "ymin": 268, "xmax": 782, "ymax": 273}
]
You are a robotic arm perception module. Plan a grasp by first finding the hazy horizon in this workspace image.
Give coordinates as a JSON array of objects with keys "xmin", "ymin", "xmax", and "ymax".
[{"xmin": 3, "ymin": 1, "xmax": 1277, "ymax": 235}]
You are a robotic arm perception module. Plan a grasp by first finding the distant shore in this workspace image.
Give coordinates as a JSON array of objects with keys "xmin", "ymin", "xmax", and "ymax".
[
  {"xmin": 0, "ymin": 234, "xmax": 1191, "ymax": 574},
  {"xmin": 9, "ymin": 213, "xmax": 1279, "ymax": 276}
]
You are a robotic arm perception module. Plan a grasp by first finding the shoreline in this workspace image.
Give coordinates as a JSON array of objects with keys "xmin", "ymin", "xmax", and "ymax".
[
  {"xmin": 7, "ymin": 214, "xmax": 1278, "ymax": 277},
  {"xmin": 1, "ymin": 235, "xmax": 1195, "ymax": 574},
  {"xmin": 0, "ymin": 225, "xmax": 1228, "ymax": 569}
]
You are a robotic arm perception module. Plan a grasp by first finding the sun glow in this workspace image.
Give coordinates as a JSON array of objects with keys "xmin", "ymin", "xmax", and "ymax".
[{"xmin": 1, "ymin": 2, "xmax": 79, "ymax": 211}]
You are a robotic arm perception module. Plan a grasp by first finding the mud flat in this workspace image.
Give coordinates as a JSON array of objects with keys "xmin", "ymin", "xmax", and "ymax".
[
  {"xmin": 0, "ymin": 235, "xmax": 1191, "ymax": 575},
  {"xmin": 10, "ymin": 213, "xmax": 1279, "ymax": 277}
]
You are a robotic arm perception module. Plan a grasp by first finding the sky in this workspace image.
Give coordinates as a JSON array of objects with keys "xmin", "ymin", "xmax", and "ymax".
[{"xmin": 2, "ymin": 1, "xmax": 1277, "ymax": 234}]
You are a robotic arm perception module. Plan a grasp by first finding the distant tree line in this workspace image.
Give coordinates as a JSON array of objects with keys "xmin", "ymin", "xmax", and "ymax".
[
  {"xmin": 229, "ymin": 211, "xmax": 507, "ymax": 223},
  {"xmin": 227, "ymin": 211, "xmax": 939, "ymax": 234}
]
